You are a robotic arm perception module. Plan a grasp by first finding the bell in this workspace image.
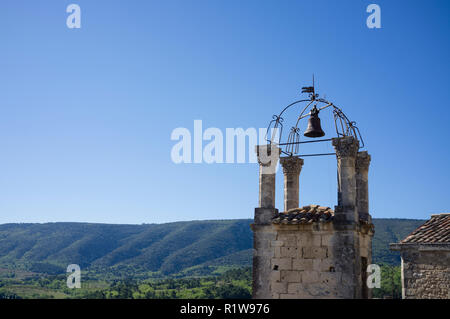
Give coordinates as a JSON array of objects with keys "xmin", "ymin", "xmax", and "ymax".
[{"xmin": 304, "ymin": 106, "xmax": 325, "ymax": 138}]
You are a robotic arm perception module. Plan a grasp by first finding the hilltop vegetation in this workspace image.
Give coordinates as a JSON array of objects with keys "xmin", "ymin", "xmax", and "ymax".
[
  {"xmin": 0, "ymin": 218, "xmax": 423, "ymax": 299},
  {"xmin": 371, "ymin": 218, "xmax": 423, "ymax": 265},
  {"xmin": 0, "ymin": 220, "xmax": 253, "ymax": 276},
  {"xmin": 0, "ymin": 218, "xmax": 423, "ymax": 277},
  {"xmin": 0, "ymin": 267, "xmax": 252, "ymax": 299},
  {"xmin": 0, "ymin": 265, "xmax": 402, "ymax": 299}
]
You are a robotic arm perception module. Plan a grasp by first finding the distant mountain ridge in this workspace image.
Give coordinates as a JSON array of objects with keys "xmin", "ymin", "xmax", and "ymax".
[{"xmin": 0, "ymin": 218, "xmax": 424, "ymax": 276}]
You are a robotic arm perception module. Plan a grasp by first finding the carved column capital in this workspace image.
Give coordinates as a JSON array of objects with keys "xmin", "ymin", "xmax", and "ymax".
[
  {"xmin": 256, "ymin": 144, "xmax": 280, "ymax": 174},
  {"xmin": 279, "ymin": 156, "xmax": 304, "ymax": 211},
  {"xmin": 280, "ymin": 156, "xmax": 304, "ymax": 175},
  {"xmin": 332, "ymin": 136, "xmax": 359, "ymax": 159}
]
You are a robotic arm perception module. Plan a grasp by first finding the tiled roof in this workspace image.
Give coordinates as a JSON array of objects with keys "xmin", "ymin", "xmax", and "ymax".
[
  {"xmin": 272, "ymin": 205, "xmax": 334, "ymax": 224},
  {"xmin": 401, "ymin": 213, "xmax": 450, "ymax": 244}
]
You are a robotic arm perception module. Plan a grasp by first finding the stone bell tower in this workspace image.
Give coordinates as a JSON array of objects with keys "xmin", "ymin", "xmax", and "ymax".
[{"xmin": 251, "ymin": 136, "xmax": 374, "ymax": 299}]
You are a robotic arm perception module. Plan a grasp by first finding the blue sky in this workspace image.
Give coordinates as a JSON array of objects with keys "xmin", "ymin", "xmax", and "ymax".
[{"xmin": 0, "ymin": 0, "xmax": 449, "ymax": 224}]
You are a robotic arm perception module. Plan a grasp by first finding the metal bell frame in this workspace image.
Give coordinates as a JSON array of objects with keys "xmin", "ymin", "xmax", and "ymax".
[{"xmin": 265, "ymin": 82, "xmax": 364, "ymax": 157}]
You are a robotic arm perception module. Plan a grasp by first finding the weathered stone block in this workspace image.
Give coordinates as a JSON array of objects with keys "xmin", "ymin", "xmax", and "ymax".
[
  {"xmin": 274, "ymin": 247, "xmax": 282, "ymax": 258},
  {"xmin": 254, "ymin": 247, "xmax": 274, "ymax": 258},
  {"xmin": 359, "ymin": 235, "xmax": 369, "ymax": 249},
  {"xmin": 303, "ymin": 247, "xmax": 327, "ymax": 259},
  {"xmin": 271, "ymin": 281, "xmax": 288, "ymax": 294},
  {"xmin": 292, "ymin": 258, "xmax": 313, "ymax": 271},
  {"xmin": 271, "ymin": 240, "xmax": 284, "ymax": 247},
  {"xmin": 313, "ymin": 259, "xmax": 334, "ymax": 272},
  {"xmin": 312, "ymin": 235, "xmax": 322, "ymax": 247},
  {"xmin": 271, "ymin": 258, "xmax": 292, "ymax": 270},
  {"xmin": 297, "ymin": 233, "xmax": 321, "ymax": 247},
  {"xmin": 287, "ymin": 283, "xmax": 302, "ymax": 294},
  {"xmin": 280, "ymin": 247, "xmax": 299, "ymax": 258},
  {"xmin": 320, "ymin": 272, "xmax": 342, "ymax": 286},
  {"xmin": 280, "ymin": 270, "xmax": 301, "ymax": 283},
  {"xmin": 270, "ymin": 270, "xmax": 281, "ymax": 282},
  {"xmin": 303, "ymin": 282, "xmax": 338, "ymax": 297},
  {"xmin": 279, "ymin": 234, "xmax": 297, "ymax": 247},
  {"xmin": 254, "ymin": 208, "xmax": 278, "ymax": 225},
  {"xmin": 321, "ymin": 234, "xmax": 333, "ymax": 247},
  {"xmin": 302, "ymin": 271, "xmax": 319, "ymax": 284}
]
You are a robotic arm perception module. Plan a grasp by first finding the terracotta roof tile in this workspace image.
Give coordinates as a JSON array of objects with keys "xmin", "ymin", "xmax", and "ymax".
[
  {"xmin": 272, "ymin": 205, "xmax": 334, "ymax": 225},
  {"xmin": 401, "ymin": 213, "xmax": 450, "ymax": 244}
]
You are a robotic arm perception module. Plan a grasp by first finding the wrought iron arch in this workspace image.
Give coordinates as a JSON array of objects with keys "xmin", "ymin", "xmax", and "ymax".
[{"xmin": 265, "ymin": 81, "xmax": 364, "ymax": 157}]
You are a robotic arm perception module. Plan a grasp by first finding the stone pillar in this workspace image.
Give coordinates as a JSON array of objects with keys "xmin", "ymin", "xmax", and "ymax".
[
  {"xmin": 256, "ymin": 144, "xmax": 280, "ymax": 209},
  {"xmin": 252, "ymin": 144, "xmax": 280, "ymax": 299},
  {"xmin": 280, "ymin": 156, "xmax": 304, "ymax": 211},
  {"xmin": 356, "ymin": 151, "xmax": 371, "ymax": 222},
  {"xmin": 331, "ymin": 136, "xmax": 361, "ymax": 298},
  {"xmin": 332, "ymin": 136, "xmax": 359, "ymax": 223}
]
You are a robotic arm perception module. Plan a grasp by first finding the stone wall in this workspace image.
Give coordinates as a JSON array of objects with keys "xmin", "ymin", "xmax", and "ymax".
[
  {"xmin": 399, "ymin": 245, "xmax": 450, "ymax": 299},
  {"xmin": 251, "ymin": 221, "xmax": 278, "ymax": 299},
  {"xmin": 251, "ymin": 220, "xmax": 374, "ymax": 299},
  {"xmin": 263, "ymin": 222, "xmax": 375, "ymax": 299},
  {"xmin": 269, "ymin": 223, "xmax": 336, "ymax": 299}
]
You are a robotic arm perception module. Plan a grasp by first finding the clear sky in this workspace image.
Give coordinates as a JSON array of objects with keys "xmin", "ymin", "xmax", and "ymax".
[{"xmin": 0, "ymin": 0, "xmax": 449, "ymax": 224}]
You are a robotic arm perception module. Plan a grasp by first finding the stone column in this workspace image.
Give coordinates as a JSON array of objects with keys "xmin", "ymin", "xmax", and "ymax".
[
  {"xmin": 332, "ymin": 136, "xmax": 359, "ymax": 223},
  {"xmin": 356, "ymin": 151, "xmax": 371, "ymax": 222},
  {"xmin": 280, "ymin": 156, "xmax": 304, "ymax": 211},
  {"xmin": 252, "ymin": 144, "xmax": 280, "ymax": 298},
  {"xmin": 331, "ymin": 136, "xmax": 362, "ymax": 299},
  {"xmin": 256, "ymin": 144, "xmax": 280, "ymax": 210}
]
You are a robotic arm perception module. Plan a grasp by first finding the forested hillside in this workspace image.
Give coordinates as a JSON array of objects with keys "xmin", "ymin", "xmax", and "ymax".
[{"xmin": 0, "ymin": 218, "xmax": 424, "ymax": 277}]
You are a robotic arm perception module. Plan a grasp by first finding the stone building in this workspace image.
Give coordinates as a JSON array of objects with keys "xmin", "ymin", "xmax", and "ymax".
[
  {"xmin": 251, "ymin": 136, "xmax": 375, "ymax": 299},
  {"xmin": 390, "ymin": 213, "xmax": 450, "ymax": 299}
]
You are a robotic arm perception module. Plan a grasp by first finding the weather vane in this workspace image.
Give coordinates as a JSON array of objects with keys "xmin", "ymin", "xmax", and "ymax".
[{"xmin": 301, "ymin": 75, "xmax": 318, "ymax": 100}]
